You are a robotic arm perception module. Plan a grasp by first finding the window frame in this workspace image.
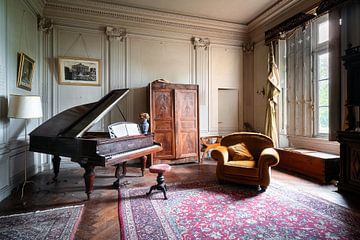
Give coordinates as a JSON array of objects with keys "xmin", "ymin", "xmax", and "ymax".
[{"xmin": 312, "ymin": 15, "xmax": 329, "ymax": 138}]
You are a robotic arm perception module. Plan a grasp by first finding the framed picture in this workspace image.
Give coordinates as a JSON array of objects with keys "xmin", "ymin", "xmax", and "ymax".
[
  {"xmin": 58, "ymin": 57, "xmax": 101, "ymax": 86},
  {"xmin": 17, "ymin": 52, "xmax": 35, "ymax": 91}
]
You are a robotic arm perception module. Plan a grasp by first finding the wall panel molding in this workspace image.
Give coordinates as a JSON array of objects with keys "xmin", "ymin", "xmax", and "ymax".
[
  {"xmin": 193, "ymin": 37, "xmax": 210, "ymax": 134},
  {"xmin": 209, "ymin": 44, "xmax": 243, "ymax": 135}
]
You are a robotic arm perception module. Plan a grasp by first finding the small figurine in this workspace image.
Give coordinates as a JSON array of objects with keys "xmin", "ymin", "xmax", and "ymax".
[{"xmin": 139, "ymin": 112, "xmax": 150, "ymax": 134}]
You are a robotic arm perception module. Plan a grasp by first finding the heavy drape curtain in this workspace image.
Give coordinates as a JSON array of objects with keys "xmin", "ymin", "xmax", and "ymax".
[{"xmin": 265, "ymin": 42, "xmax": 281, "ymax": 147}]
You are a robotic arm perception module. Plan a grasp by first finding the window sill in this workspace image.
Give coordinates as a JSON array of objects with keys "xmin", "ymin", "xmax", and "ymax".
[{"xmin": 285, "ymin": 135, "xmax": 339, "ymax": 155}]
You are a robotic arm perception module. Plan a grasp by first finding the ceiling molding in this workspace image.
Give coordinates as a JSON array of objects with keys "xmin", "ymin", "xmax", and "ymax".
[
  {"xmin": 44, "ymin": 0, "xmax": 248, "ymax": 41},
  {"xmin": 248, "ymin": 0, "xmax": 299, "ymax": 31},
  {"xmin": 23, "ymin": 0, "xmax": 46, "ymax": 16}
]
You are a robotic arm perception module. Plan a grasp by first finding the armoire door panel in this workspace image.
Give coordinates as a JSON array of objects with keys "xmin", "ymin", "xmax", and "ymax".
[
  {"xmin": 175, "ymin": 89, "xmax": 198, "ymax": 159},
  {"xmin": 178, "ymin": 132, "xmax": 198, "ymax": 158},
  {"xmin": 153, "ymin": 132, "xmax": 175, "ymax": 159},
  {"xmin": 153, "ymin": 120, "xmax": 173, "ymax": 131},
  {"xmin": 153, "ymin": 90, "xmax": 173, "ymax": 120}
]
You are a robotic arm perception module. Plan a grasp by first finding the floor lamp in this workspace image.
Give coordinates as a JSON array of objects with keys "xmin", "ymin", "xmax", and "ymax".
[{"xmin": 8, "ymin": 95, "xmax": 43, "ymax": 200}]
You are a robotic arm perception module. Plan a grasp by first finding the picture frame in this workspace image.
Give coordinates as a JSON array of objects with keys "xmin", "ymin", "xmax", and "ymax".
[
  {"xmin": 58, "ymin": 57, "xmax": 101, "ymax": 86},
  {"xmin": 17, "ymin": 52, "xmax": 35, "ymax": 91}
]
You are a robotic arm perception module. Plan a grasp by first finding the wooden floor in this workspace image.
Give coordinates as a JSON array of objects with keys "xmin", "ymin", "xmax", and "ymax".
[{"xmin": 0, "ymin": 158, "xmax": 360, "ymax": 240}]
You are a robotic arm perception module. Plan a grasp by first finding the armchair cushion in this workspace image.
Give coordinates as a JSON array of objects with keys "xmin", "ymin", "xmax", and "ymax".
[{"xmin": 228, "ymin": 143, "xmax": 254, "ymax": 161}]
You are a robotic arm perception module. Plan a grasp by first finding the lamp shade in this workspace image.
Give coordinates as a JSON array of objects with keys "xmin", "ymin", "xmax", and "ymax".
[{"xmin": 8, "ymin": 95, "xmax": 43, "ymax": 119}]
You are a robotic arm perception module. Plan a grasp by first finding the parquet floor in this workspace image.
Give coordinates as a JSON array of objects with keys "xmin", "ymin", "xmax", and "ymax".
[{"xmin": 0, "ymin": 158, "xmax": 359, "ymax": 240}]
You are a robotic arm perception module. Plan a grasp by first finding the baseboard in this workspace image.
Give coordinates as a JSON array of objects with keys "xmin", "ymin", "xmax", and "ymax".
[
  {"xmin": 0, "ymin": 185, "xmax": 12, "ymax": 202},
  {"xmin": 0, "ymin": 163, "xmax": 49, "ymax": 202}
]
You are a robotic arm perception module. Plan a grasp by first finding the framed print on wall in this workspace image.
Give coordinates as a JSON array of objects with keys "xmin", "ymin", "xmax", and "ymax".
[
  {"xmin": 17, "ymin": 52, "xmax": 35, "ymax": 91},
  {"xmin": 58, "ymin": 57, "xmax": 101, "ymax": 86}
]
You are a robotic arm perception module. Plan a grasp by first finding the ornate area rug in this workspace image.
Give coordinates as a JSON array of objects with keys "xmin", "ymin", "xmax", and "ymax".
[
  {"xmin": 118, "ymin": 182, "xmax": 360, "ymax": 240},
  {"xmin": 0, "ymin": 205, "xmax": 83, "ymax": 240}
]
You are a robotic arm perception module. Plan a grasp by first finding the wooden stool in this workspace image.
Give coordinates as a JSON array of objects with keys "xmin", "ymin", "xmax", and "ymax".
[{"xmin": 146, "ymin": 164, "xmax": 171, "ymax": 199}]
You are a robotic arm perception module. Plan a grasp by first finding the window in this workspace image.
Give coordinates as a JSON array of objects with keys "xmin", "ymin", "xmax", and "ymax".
[
  {"xmin": 313, "ymin": 16, "xmax": 329, "ymax": 136},
  {"xmin": 279, "ymin": 14, "xmax": 329, "ymax": 140}
]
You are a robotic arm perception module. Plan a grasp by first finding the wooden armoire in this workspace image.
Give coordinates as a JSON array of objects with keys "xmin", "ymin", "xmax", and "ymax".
[{"xmin": 149, "ymin": 81, "xmax": 199, "ymax": 164}]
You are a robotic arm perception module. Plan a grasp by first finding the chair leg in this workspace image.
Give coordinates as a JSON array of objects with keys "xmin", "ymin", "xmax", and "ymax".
[{"xmin": 201, "ymin": 148, "xmax": 209, "ymax": 163}]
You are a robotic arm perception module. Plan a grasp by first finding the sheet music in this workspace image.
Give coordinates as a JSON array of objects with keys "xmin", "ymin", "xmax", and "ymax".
[{"xmin": 108, "ymin": 122, "xmax": 141, "ymax": 138}]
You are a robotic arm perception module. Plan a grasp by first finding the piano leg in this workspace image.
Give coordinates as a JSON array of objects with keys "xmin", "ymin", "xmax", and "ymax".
[
  {"xmin": 113, "ymin": 162, "xmax": 127, "ymax": 188},
  {"xmin": 122, "ymin": 162, "xmax": 127, "ymax": 175},
  {"xmin": 52, "ymin": 155, "xmax": 61, "ymax": 181},
  {"xmin": 113, "ymin": 164, "xmax": 121, "ymax": 188},
  {"xmin": 141, "ymin": 156, "xmax": 147, "ymax": 177},
  {"xmin": 81, "ymin": 164, "xmax": 95, "ymax": 200}
]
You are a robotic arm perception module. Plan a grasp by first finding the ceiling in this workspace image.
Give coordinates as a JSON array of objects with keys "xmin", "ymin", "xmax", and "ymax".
[{"xmin": 98, "ymin": 0, "xmax": 279, "ymax": 24}]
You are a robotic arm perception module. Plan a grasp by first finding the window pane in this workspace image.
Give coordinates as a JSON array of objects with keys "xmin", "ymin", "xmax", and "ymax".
[
  {"xmin": 318, "ymin": 20, "xmax": 329, "ymax": 44},
  {"xmin": 318, "ymin": 80, "xmax": 329, "ymax": 106},
  {"xmin": 318, "ymin": 53, "xmax": 329, "ymax": 80},
  {"xmin": 318, "ymin": 107, "xmax": 329, "ymax": 134}
]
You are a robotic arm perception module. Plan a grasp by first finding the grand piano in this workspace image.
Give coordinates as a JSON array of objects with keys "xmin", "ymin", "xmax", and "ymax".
[{"xmin": 29, "ymin": 89, "xmax": 162, "ymax": 199}]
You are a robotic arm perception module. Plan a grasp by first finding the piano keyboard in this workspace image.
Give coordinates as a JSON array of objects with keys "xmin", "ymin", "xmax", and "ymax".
[{"xmin": 103, "ymin": 145, "xmax": 161, "ymax": 161}]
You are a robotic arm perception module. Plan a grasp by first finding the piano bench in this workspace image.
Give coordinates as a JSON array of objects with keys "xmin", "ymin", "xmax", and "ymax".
[{"xmin": 146, "ymin": 164, "xmax": 172, "ymax": 200}]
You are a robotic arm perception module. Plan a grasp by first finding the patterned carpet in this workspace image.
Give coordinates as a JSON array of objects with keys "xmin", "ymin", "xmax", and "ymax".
[
  {"xmin": 118, "ymin": 182, "xmax": 360, "ymax": 240},
  {"xmin": 0, "ymin": 205, "xmax": 83, "ymax": 240}
]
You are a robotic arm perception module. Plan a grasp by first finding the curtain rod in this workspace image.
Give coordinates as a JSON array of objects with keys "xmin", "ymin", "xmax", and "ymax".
[{"xmin": 264, "ymin": 0, "xmax": 349, "ymax": 45}]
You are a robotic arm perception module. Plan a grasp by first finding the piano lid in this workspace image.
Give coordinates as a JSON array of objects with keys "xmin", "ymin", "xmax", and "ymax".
[{"xmin": 30, "ymin": 89, "xmax": 129, "ymax": 138}]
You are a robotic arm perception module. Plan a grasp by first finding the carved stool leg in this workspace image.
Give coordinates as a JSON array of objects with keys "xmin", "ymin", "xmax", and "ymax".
[
  {"xmin": 147, "ymin": 172, "xmax": 168, "ymax": 200},
  {"xmin": 52, "ymin": 155, "xmax": 61, "ymax": 181},
  {"xmin": 146, "ymin": 185, "xmax": 157, "ymax": 196}
]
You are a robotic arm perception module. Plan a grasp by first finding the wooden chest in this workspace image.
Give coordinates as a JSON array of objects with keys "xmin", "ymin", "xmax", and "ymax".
[{"xmin": 276, "ymin": 148, "xmax": 340, "ymax": 183}]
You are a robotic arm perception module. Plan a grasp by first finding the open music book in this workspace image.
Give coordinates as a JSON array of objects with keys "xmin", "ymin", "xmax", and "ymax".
[{"xmin": 108, "ymin": 122, "xmax": 141, "ymax": 138}]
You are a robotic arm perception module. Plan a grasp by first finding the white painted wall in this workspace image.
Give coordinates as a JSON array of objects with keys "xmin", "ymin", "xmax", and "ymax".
[
  {"xmin": 252, "ymin": 43, "xmax": 268, "ymax": 133},
  {"xmin": 0, "ymin": 0, "xmax": 46, "ymax": 201}
]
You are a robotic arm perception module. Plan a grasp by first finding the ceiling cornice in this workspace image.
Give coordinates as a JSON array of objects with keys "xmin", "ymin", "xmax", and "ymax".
[
  {"xmin": 44, "ymin": 0, "xmax": 248, "ymax": 41},
  {"xmin": 23, "ymin": 0, "xmax": 46, "ymax": 15}
]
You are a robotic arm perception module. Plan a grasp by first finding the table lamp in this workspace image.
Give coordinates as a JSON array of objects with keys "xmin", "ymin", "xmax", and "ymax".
[{"xmin": 8, "ymin": 95, "xmax": 43, "ymax": 200}]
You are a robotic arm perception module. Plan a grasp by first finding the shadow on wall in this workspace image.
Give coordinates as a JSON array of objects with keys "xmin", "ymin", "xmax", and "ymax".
[
  {"xmin": 243, "ymin": 122, "xmax": 259, "ymax": 133},
  {"xmin": 0, "ymin": 96, "xmax": 9, "ymax": 125},
  {"xmin": 131, "ymin": 87, "xmax": 149, "ymax": 122}
]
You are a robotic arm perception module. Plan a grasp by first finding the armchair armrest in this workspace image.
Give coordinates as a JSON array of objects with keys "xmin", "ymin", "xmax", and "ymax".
[
  {"xmin": 258, "ymin": 148, "xmax": 280, "ymax": 167},
  {"xmin": 210, "ymin": 146, "xmax": 229, "ymax": 165}
]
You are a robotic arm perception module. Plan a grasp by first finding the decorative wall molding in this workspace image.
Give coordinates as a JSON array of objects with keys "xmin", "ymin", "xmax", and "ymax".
[
  {"xmin": 38, "ymin": 16, "xmax": 53, "ymax": 33},
  {"xmin": 44, "ymin": 0, "xmax": 247, "ymax": 42},
  {"xmin": 241, "ymin": 42, "xmax": 255, "ymax": 53},
  {"xmin": 192, "ymin": 37, "xmax": 210, "ymax": 50},
  {"xmin": 105, "ymin": 26, "xmax": 127, "ymax": 41}
]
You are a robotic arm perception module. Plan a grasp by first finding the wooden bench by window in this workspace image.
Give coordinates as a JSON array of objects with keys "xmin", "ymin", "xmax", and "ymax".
[{"xmin": 276, "ymin": 148, "xmax": 340, "ymax": 184}]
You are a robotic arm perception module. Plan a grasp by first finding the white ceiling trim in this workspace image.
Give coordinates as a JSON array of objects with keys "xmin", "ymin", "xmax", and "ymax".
[{"xmin": 45, "ymin": 0, "xmax": 248, "ymax": 39}]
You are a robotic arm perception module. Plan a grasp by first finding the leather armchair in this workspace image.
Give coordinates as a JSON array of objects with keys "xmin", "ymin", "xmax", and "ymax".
[{"xmin": 211, "ymin": 132, "xmax": 279, "ymax": 191}]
